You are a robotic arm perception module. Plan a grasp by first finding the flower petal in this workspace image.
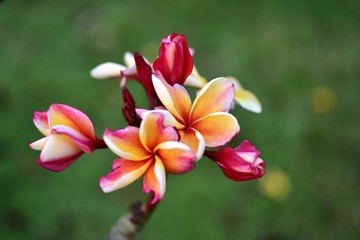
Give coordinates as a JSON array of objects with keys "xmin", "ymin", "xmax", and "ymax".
[
  {"xmin": 103, "ymin": 128, "xmax": 150, "ymax": 161},
  {"xmin": 99, "ymin": 158, "xmax": 152, "ymax": 193},
  {"xmin": 124, "ymin": 52, "xmax": 135, "ymax": 66},
  {"xmin": 189, "ymin": 77, "xmax": 235, "ymax": 122},
  {"xmin": 227, "ymin": 76, "xmax": 262, "ymax": 113},
  {"xmin": 139, "ymin": 112, "xmax": 179, "ymax": 152},
  {"xmin": 219, "ymin": 159, "xmax": 265, "ymax": 181},
  {"xmin": 33, "ymin": 111, "xmax": 50, "ymax": 136},
  {"xmin": 155, "ymin": 141, "xmax": 196, "ymax": 174},
  {"xmin": 142, "ymin": 156, "xmax": 166, "ymax": 205},
  {"xmin": 152, "ymin": 74, "xmax": 191, "ymax": 124},
  {"xmin": 206, "ymin": 147, "xmax": 265, "ymax": 181},
  {"xmin": 153, "ymin": 33, "xmax": 193, "ymax": 85},
  {"xmin": 52, "ymin": 125, "xmax": 96, "ymax": 153},
  {"xmin": 234, "ymin": 140, "xmax": 262, "ymax": 163},
  {"xmin": 28, "ymin": 137, "xmax": 48, "ymax": 151},
  {"xmin": 120, "ymin": 64, "xmax": 137, "ymax": 77},
  {"xmin": 235, "ymin": 89, "xmax": 262, "ymax": 113},
  {"xmin": 178, "ymin": 128, "xmax": 205, "ymax": 161},
  {"xmin": 38, "ymin": 134, "xmax": 83, "ymax": 172},
  {"xmin": 48, "ymin": 104, "xmax": 96, "ymax": 140},
  {"xmin": 90, "ymin": 62, "xmax": 125, "ymax": 79},
  {"xmin": 137, "ymin": 109, "xmax": 184, "ymax": 129},
  {"xmin": 191, "ymin": 112, "xmax": 239, "ymax": 147},
  {"xmin": 227, "ymin": 76, "xmax": 244, "ymax": 90},
  {"xmin": 184, "ymin": 66, "xmax": 207, "ymax": 88}
]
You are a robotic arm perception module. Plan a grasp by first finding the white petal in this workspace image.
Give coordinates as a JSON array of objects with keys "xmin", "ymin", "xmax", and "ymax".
[
  {"xmin": 138, "ymin": 109, "xmax": 184, "ymax": 129},
  {"xmin": 121, "ymin": 64, "xmax": 137, "ymax": 76},
  {"xmin": 193, "ymin": 129, "xmax": 205, "ymax": 161},
  {"xmin": 40, "ymin": 134, "xmax": 82, "ymax": 162},
  {"xmin": 123, "ymin": 52, "xmax": 135, "ymax": 66},
  {"xmin": 90, "ymin": 62, "xmax": 125, "ymax": 79},
  {"xmin": 154, "ymin": 141, "xmax": 192, "ymax": 152},
  {"xmin": 29, "ymin": 137, "xmax": 48, "ymax": 151},
  {"xmin": 153, "ymin": 157, "xmax": 166, "ymax": 198}
]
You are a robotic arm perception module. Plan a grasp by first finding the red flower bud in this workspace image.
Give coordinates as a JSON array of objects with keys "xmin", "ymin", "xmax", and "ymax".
[
  {"xmin": 121, "ymin": 88, "xmax": 140, "ymax": 127},
  {"xmin": 153, "ymin": 33, "xmax": 193, "ymax": 85},
  {"xmin": 205, "ymin": 140, "xmax": 265, "ymax": 181},
  {"xmin": 133, "ymin": 52, "xmax": 153, "ymax": 93},
  {"xmin": 121, "ymin": 52, "xmax": 161, "ymax": 108}
]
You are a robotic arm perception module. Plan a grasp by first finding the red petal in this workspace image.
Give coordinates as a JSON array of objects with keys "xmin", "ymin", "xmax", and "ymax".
[{"xmin": 153, "ymin": 33, "xmax": 193, "ymax": 85}]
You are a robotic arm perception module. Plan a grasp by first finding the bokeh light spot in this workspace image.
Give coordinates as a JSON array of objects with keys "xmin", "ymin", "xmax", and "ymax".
[
  {"xmin": 259, "ymin": 168, "xmax": 292, "ymax": 200},
  {"xmin": 309, "ymin": 86, "xmax": 337, "ymax": 114}
]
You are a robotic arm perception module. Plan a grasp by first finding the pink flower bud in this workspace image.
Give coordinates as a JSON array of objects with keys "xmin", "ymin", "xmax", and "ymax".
[
  {"xmin": 205, "ymin": 140, "xmax": 265, "ymax": 181},
  {"xmin": 29, "ymin": 104, "xmax": 105, "ymax": 171},
  {"xmin": 153, "ymin": 33, "xmax": 193, "ymax": 85}
]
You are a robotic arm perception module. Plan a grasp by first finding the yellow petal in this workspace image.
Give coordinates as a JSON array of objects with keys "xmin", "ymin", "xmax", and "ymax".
[
  {"xmin": 48, "ymin": 104, "xmax": 96, "ymax": 140},
  {"xmin": 190, "ymin": 77, "xmax": 235, "ymax": 123},
  {"xmin": 191, "ymin": 112, "xmax": 239, "ymax": 147},
  {"xmin": 235, "ymin": 89, "xmax": 262, "ymax": 113},
  {"xmin": 104, "ymin": 128, "xmax": 151, "ymax": 161},
  {"xmin": 138, "ymin": 109, "xmax": 184, "ymax": 129},
  {"xmin": 178, "ymin": 128, "xmax": 205, "ymax": 161},
  {"xmin": 139, "ymin": 112, "xmax": 178, "ymax": 152},
  {"xmin": 155, "ymin": 141, "xmax": 196, "ymax": 174},
  {"xmin": 152, "ymin": 74, "xmax": 191, "ymax": 124}
]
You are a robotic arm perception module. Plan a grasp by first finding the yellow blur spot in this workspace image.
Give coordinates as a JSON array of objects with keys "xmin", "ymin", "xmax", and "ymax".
[
  {"xmin": 309, "ymin": 86, "xmax": 337, "ymax": 114},
  {"xmin": 259, "ymin": 168, "xmax": 291, "ymax": 200}
]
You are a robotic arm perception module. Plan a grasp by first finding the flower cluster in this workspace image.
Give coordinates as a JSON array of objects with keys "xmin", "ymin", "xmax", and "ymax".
[{"xmin": 29, "ymin": 33, "xmax": 265, "ymax": 205}]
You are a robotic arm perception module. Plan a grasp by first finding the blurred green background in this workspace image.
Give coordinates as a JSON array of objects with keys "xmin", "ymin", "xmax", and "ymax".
[{"xmin": 1, "ymin": 0, "xmax": 359, "ymax": 239}]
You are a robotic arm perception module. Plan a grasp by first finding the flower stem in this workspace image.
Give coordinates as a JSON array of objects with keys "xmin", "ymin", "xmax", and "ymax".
[
  {"xmin": 106, "ymin": 197, "xmax": 158, "ymax": 240},
  {"xmin": 96, "ymin": 139, "xmax": 108, "ymax": 149}
]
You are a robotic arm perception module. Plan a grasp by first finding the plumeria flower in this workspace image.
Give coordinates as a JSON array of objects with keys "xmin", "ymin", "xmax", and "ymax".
[
  {"xmin": 100, "ymin": 112, "xmax": 196, "ymax": 204},
  {"xmin": 205, "ymin": 140, "xmax": 265, "ymax": 181},
  {"xmin": 141, "ymin": 73, "xmax": 239, "ymax": 160},
  {"xmin": 90, "ymin": 52, "xmax": 136, "ymax": 79},
  {"xmin": 29, "ymin": 104, "xmax": 104, "ymax": 172},
  {"xmin": 227, "ymin": 76, "xmax": 262, "ymax": 113},
  {"xmin": 153, "ymin": 33, "xmax": 193, "ymax": 85}
]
